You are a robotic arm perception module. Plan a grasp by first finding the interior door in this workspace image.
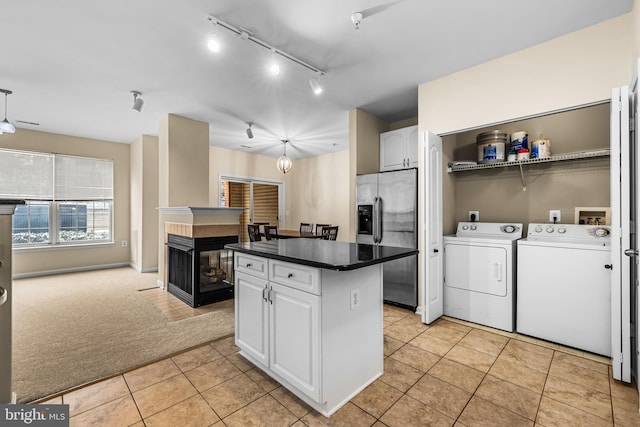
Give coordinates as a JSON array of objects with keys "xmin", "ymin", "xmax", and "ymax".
[
  {"xmin": 611, "ymin": 81, "xmax": 634, "ymax": 383},
  {"xmin": 421, "ymin": 131, "xmax": 443, "ymax": 324}
]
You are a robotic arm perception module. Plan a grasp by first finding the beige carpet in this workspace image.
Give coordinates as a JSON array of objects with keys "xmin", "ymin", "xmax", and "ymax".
[{"xmin": 11, "ymin": 267, "xmax": 235, "ymax": 403}]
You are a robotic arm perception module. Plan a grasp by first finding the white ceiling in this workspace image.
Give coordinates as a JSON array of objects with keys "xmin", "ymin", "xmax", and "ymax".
[{"xmin": 1, "ymin": 0, "xmax": 633, "ymax": 160}]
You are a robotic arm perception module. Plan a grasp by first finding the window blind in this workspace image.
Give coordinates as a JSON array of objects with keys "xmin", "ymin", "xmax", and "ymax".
[
  {"xmin": 0, "ymin": 149, "xmax": 113, "ymax": 200},
  {"xmin": 54, "ymin": 155, "xmax": 113, "ymax": 200},
  {"xmin": 0, "ymin": 149, "xmax": 54, "ymax": 199}
]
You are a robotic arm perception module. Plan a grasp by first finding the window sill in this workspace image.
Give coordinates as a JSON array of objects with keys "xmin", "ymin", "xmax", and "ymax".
[{"xmin": 13, "ymin": 242, "xmax": 115, "ymax": 253}]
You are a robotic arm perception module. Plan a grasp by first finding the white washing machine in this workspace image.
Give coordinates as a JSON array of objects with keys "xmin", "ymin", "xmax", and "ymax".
[
  {"xmin": 517, "ymin": 223, "xmax": 611, "ymax": 356},
  {"xmin": 443, "ymin": 222, "xmax": 523, "ymax": 332}
]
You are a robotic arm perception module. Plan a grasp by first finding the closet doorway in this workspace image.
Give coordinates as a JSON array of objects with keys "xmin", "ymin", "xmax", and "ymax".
[{"xmin": 219, "ymin": 176, "xmax": 284, "ymax": 242}]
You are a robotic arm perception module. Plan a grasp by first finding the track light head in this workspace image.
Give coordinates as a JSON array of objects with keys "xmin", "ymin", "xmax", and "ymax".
[
  {"xmin": 245, "ymin": 122, "xmax": 254, "ymax": 139},
  {"xmin": 309, "ymin": 76, "xmax": 323, "ymax": 95},
  {"xmin": 351, "ymin": 12, "xmax": 363, "ymax": 30},
  {"xmin": 131, "ymin": 91, "xmax": 144, "ymax": 112}
]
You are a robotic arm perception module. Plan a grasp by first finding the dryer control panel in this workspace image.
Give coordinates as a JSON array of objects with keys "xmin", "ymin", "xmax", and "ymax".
[{"xmin": 456, "ymin": 222, "xmax": 523, "ymax": 240}]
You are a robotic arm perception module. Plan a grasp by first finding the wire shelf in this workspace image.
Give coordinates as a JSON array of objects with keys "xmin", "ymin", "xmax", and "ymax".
[{"xmin": 448, "ymin": 148, "xmax": 611, "ymax": 172}]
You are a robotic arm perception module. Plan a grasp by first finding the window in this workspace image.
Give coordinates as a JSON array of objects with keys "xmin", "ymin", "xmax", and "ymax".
[{"xmin": 0, "ymin": 148, "xmax": 114, "ymax": 247}]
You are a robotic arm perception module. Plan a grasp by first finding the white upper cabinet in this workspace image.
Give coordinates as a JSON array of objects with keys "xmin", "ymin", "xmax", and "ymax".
[{"xmin": 380, "ymin": 125, "xmax": 418, "ymax": 171}]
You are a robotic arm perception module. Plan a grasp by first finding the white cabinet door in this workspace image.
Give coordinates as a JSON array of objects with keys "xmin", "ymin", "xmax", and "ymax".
[
  {"xmin": 406, "ymin": 125, "xmax": 419, "ymax": 168},
  {"xmin": 380, "ymin": 129, "xmax": 406, "ymax": 171},
  {"xmin": 235, "ymin": 271, "xmax": 269, "ymax": 368},
  {"xmin": 269, "ymin": 282, "xmax": 321, "ymax": 402},
  {"xmin": 380, "ymin": 126, "xmax": 419, "ymax": 171}
]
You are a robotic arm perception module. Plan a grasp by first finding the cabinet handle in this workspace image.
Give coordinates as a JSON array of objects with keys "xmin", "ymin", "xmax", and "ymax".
[
  {"xmin": 605, "ymin": 264, "xmax": 613, "ymax": 270},
  {"xmin": 287, "ymin": 273, "xmax": 294, "ymax": 279},
  {"xmin": 262, "ymin": 286, "xmax": 268, "ymax": 302},
  {"xmin": 268, "ymin": 287, "xmax": 273, "ymax": 304},
  {"xmin": 246, "ymin": 263, "xmax": 252, "ymax": 268}
]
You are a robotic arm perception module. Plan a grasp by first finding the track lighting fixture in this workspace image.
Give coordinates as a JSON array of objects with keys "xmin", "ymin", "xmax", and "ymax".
[
  {"xmin": 0, "ymin": 89, "xmax": 16, "ymax": 134},
  {"xmin": 351, "ymin": 12, "xmax": 363, "ymax": 30},
  {"xmin": 207, "ymin": 14, "xmax": 326, "ymax": 87},
  {"xmin": 245, "ymin": 122, "xmax": 254, "ymax": 139},
  {"xmin": 276, "ymin": 140, "xmax": 293, "ymax": 174},
  {"xmin": 131, "ymin": 91, "xmax": 144, "ymax": 112},
  {"xmin": 309, "ymin": 74, "xmax": 324, "ymax": 95}
]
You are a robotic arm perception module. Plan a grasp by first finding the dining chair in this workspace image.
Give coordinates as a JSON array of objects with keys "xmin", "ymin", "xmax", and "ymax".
[
  {"xmin": 247, "ymin": 224, "xmax": 262, "ymax": 242},
  {"xmin": 322, "ymin": 226, "xmax": 339, "ymax": 241},
  {"xmin": 315, "ymin": 223, "xmax": 331, "ymax": 235},
  {"xmin": 253, "ymin": 222, "xmax": 269, "ymax": 236},
  {"xmin": 264, "ymin": 225, "xmax": 279, "ymax": 241},
  {"xmin": 299, "ymin": 222, "xmax": 314, "ymax": 237}
]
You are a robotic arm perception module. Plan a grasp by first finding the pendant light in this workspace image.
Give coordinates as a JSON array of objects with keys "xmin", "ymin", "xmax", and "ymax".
[
  {"xmin": 276, "ymin": 140, "xmax": 292, "ymax": 174},
  {"xmin": 0, "ymin": 89, "xmax": 16, "ymax": 134}
]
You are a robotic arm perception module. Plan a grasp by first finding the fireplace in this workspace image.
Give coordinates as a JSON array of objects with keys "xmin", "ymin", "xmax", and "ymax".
[{"xmin": 167, "ymin": 233, "xmax": 237, "ymax": 307}]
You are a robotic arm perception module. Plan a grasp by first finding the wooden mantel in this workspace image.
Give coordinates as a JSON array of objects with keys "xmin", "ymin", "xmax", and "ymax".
[{"xmin": 159, "ymin": 206, "xmax": 245, "ymax": 238}]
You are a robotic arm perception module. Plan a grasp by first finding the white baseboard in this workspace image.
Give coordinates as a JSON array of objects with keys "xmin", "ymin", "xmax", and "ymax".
[
  {"xmin": 12, "ymin": 262, "xmax": 130, "ymax": 279},
  {"xmin": 156, "ymin": 280, "xmax": 164, "ymax": 289},
  {"xmin": 128, "ymin": 263, "xmax": 158, "ymax": 274}
]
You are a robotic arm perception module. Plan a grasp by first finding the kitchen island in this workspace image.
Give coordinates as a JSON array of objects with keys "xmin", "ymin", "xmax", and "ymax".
[{"xmin": 225, "ymin": 239, "xmax": 417, "ymax": 417}]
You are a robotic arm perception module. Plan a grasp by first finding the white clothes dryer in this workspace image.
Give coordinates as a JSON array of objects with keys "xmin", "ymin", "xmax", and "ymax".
[
  {"xmin": 443, "ymin": 222, "xmax": 523, "ymax": 332},
  {"xmin": 517, "ymin": 223, "xmax": 611, "ymax": 356}
]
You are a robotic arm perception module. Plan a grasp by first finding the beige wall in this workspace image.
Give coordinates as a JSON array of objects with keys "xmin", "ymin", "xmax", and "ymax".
[
  {"xmin": 349, "ymin": 109, "xmax": 389, "ymax": 176},
  {"xmin": 158, "ymin": 114, "xmax": 209, "ymax": 207},
  {"xmin": 210, "ymin": 146, "xmax": 350, "ymax": 239},
  {"xmin": 634, "ymin": 0, "xmax": 640, "ymax": 59},
  {"xmin": 284, "ymin": 151, "xmax": 350, "ymax": 241},
  {"xmin": 419, "ymin": 14, "xmax": 633, "ymax": 135},
  {"xmin": 0, "ymin": 129, "xmax": 130, "ymax": 276},
  {"xmin": 130, "ymin": 135, "xmax": 158, "ymax": 272}
]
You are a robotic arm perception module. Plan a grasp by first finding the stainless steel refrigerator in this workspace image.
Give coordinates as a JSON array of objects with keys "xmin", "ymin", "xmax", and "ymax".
[{"xmin": 356, "ymin": 168, "xmax": 417, "ymax": 310}]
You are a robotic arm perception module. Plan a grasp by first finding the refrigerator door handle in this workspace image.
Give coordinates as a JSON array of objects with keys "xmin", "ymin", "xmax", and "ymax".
[{"xmin": 374, "ymin": 196, "xmax": 382, "ymax": 243}]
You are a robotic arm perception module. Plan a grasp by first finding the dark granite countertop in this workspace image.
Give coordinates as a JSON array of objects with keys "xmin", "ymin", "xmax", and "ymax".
[
  {"xmin": 0, "ymin": 200, "xmax": 25, "ymax": 205},
  {"xmin": 225, "ymin": 239, "xmax": 417, "ymax": 271}
]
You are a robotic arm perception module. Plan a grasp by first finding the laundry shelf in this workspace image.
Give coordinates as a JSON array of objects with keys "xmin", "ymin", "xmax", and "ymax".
[{"xmin": 447, "ymin": 148, "xmax": 610, "ymax": 172}]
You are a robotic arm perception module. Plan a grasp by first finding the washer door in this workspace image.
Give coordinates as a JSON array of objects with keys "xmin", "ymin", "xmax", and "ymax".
[{"xmin": 445, "ymin": 243, "xmax": 507, "ymax": 296}]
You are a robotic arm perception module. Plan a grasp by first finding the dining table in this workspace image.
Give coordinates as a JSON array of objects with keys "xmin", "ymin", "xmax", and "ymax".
[{"xmin": 276, "ymin": 229, "xmax": 325, "ymax": 239}]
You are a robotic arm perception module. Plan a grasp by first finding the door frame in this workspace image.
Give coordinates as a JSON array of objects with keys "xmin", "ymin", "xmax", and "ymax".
[{"xmin": 218, "ymin": 173, "xmax": 285, "ymax": 229}]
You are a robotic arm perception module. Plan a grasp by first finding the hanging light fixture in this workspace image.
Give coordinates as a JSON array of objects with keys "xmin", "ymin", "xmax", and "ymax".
[
  {"xmin": 245, "ymin": 122, "xmax": 254, "ymax": 139},
  {"xmin": 131, "ymin": 91, "xmax": 144, "ymax": 112},
  {"xmin": 276, "ymin": 140, "xmax": 293, "ymax": 174},
  {"xmin": 0, "ymin": 89, "xmax": 16, "ymax": 134}
]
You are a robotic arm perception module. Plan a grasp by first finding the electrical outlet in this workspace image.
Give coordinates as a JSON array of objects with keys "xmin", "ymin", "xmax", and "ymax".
[
  {"xmin": 121, "ymin": 240, "xmax": 128, "ymax": 247},
  {"xmin": 350, "ymin": 288, "xmax": 360, "ymax": 310},
  {"xmin": 549, "ymin": 210, "xmax": 561, "ymax": 223},
  {"xmin": 468, "ymin": 211, "xmax": 479, "ymax": 222}
]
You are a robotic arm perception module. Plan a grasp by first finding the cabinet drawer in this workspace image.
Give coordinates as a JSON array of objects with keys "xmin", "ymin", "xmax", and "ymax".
[
  {"xmin": 269, "ymin": 260, "xmax": 320, "ymax": 295},
  {"xmin": 235, "ymin": 253, "xmax": 268, "ymax": 279}
]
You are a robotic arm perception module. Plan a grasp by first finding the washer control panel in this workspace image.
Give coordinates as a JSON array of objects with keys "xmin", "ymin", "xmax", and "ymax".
[
  {"xmin": 456, "ymin": 222, "xmax": 523, "ymax": 239},
  {"xmin": 527, "ymin": 223, "xmax": 611, "ymax": 243}
]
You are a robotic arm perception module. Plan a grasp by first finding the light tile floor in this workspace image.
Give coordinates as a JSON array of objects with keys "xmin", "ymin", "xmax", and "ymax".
[{"xmin": 37, "ymin": 294, "xmax": 640, "ymax": 426}]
